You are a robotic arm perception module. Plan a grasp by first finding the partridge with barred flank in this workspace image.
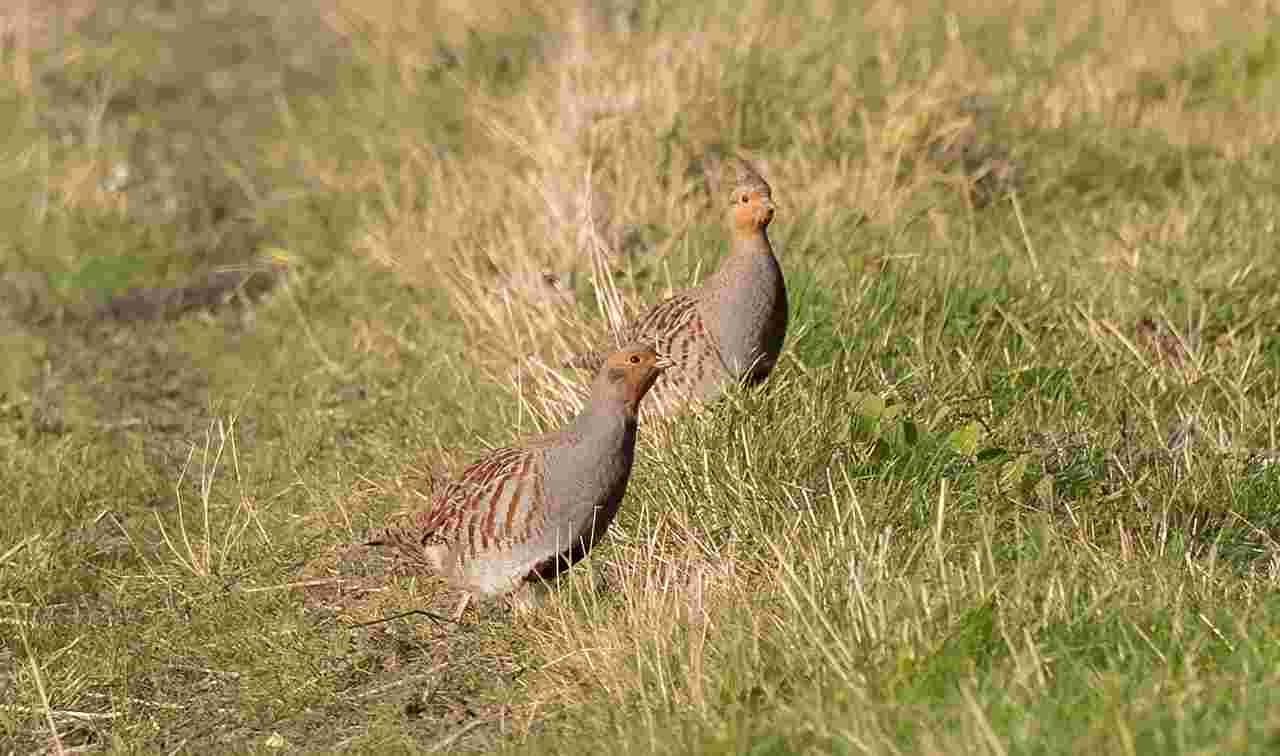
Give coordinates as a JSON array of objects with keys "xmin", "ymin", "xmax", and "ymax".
[
  {"xmin": 368, "ymin": 343, "xmax": 669, "ymax": 618},
  {"xmin": 574, "ymin": 158, "xmax": 787, "ymax": 414}
]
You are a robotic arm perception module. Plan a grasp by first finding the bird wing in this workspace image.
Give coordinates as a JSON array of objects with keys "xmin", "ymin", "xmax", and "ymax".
[
  {"xmin": 568, "ymin": 292, "xmax": 704, "ymax": 372},
  {"xmin": 641, "ymin": 296, "xmax": 727, "ymax": 403},
  {"xmin": 370, "ymin": 446, "xmax": 548, "ymax": 557}
]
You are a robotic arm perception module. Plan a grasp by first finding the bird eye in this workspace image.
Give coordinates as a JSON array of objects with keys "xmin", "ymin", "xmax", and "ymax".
[
  {"xmin": 628, "ymin": 355, "xmax": 641, "ymax": 365},
  {"xmin": 739, "ymin": 194, "xmax": 750, "ymax": 204}
]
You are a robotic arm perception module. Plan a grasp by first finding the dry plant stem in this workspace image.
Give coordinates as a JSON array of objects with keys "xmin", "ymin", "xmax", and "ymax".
[
  {"xmin": 1, "ymin": 705, "xmax": 119, "ymax": 721},
  {"xmin": 153, "ymin": 415, "xmax": 257, "ymax": 578},
  {"xmin": 349, "ymin": 608, "xmax": 459, "ymax": 628},
  {"xmin": 16, "ymin": 608, "xmax": 66, "ymax": 756},
  {"xmin": 1010, "ymin": 190, "xmax": 1039, "ymax": 276},
  {"xmin": 237, "ymin": 578, "xmax": 347, "ymax": 594},
  {"xmin": 0, "ymin": 535, "xmax": 37, "ymax": 566},
  {"xmin": 352, "ymin": 665, "xmax": 449, "ymax": 700},
  {"xmin": 426, "ymin": 718, "xmax": 486, "ymax": 753}
]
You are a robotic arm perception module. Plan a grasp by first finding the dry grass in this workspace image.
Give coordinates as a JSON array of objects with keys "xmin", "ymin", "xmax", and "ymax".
[
  {"xmin": 3, "ymin": 0, "xmax": 1280, "ymax": 752},
  {"xmin": 342, "ymin": 0, "xmax": 1280, "ymax": 361}
]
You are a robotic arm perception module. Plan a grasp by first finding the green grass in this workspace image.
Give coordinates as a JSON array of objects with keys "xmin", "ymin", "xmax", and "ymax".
[{"xmin": 3, "ymin": 0, "xmax": 1280, "ymax": 752}]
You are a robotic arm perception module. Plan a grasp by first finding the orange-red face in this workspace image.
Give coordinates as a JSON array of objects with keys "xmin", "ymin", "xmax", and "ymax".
[
  {"xmin": 602, "ymin": 343, "xmax": 672, "ymax": 408},
  {"xmin": 731, "ymin": 186, "xmax": 775, "ymax": 232}
]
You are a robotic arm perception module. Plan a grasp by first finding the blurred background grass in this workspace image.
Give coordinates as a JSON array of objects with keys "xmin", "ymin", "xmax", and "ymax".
[{"xmin": 2, "ymin": 0, "xmax": 1280, "ymax": 752}]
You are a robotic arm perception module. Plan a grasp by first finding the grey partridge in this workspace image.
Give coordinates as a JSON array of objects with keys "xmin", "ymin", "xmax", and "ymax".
[
  {"xmin": 574, "ymin": 157, "xmax": 787, "ymax": 414},
  {"xmin": 368, "ymin": 342, "xmax": 669, "ymax": 618}
]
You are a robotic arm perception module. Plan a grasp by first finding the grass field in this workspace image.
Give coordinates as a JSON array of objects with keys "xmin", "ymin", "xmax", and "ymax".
[{"xmin": 3, "ymin": 0, "xmax": 1280, "ymax": 752}]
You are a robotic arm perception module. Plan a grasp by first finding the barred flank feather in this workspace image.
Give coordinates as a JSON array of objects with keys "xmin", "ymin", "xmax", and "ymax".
[{"xmin": 367, "ymin": 343, "xmax": 666, "ymax": 614}]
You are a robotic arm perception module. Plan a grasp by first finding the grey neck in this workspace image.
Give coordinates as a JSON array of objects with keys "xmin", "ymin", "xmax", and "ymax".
[
  {"xmin": 709, "ymin": 229, "xmax": 774, "ymax": 288},
  {"xmin": 566, "ymin": 397, "xmax": 637, "ymax": 444},
  {"xmin": 705, "ymin": 228, "xmax": 784, "ymax": 378}
]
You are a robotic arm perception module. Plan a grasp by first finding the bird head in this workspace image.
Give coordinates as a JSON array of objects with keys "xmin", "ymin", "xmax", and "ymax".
[
  {"xmin": 729, "ymin": 158, "xmax": 775, "ymax": 234},
  {"xmin": 597, "ymin": 342, "xmax": 670, "ymax": 415}
]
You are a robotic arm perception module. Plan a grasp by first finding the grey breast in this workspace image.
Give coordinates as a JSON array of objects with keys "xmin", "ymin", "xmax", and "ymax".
[
  {"xmin": 713, "ymin": 251, "xmax": 787, "ymax": 381},
  {"xmin": 538, "ymin": 411, "xmax": 638, "ymax": 559}
]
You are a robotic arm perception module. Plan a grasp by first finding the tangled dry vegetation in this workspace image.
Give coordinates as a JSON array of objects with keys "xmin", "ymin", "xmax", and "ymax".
[{"xmin": 3, "ymin": 0, "xmax": 1280, "ymax": 753}]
